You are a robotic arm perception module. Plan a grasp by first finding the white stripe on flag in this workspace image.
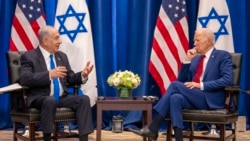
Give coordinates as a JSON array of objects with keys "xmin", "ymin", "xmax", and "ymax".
[
  {"xmin": 15, "ymin": 5, "xmax": 38, "ymax": 48},
  {"xmin": 150, "ymin": 49, "xmax": 171, "ymax": 91},
  {"xmin": 11, "ymin": 27, "xmax": 28, "ymax": 51},
  {"xmin": 154, "ymin": 27, "xmax": 178, "ymax": 76}
]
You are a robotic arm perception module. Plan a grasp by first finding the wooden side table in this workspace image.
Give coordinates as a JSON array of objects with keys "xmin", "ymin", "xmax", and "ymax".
[{"xmin": 96, "ymin": 98, "xmax": 155, "ymax": 141}]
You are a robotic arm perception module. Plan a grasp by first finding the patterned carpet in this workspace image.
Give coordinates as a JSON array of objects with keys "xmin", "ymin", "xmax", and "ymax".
[{"xmin": 0, "ymin": 129, "xmax": 249, "ymax": 141}]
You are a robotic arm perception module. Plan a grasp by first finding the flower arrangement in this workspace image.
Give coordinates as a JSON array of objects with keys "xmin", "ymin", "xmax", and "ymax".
[{"xmin": 107, "ymin": 70, "xmax": 141, "ymax": 90}]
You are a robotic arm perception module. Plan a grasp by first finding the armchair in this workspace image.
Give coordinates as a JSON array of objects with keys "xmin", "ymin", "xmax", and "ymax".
[
  {"xmin": 6, "ymin": 51, "xmax": 79, "ymax": 141},
  {"xmin": 166, "ymin": 53, "xmax": 242, "ymax": 141}
]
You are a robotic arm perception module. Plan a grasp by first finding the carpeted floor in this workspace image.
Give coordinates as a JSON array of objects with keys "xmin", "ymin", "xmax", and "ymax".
[{"xmin": 0, "ymin": 129, "xmax": 250, "ymax": 141}]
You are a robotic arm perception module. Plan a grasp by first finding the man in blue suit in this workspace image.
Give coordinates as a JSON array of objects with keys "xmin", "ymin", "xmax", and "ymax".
[
  {"xmin": 19, "ymin": 26, "xmax": 94, "ymax": 141},
  {"xmin": 130, "ymin": 28, "xmax": 233, "ymax": 141}
]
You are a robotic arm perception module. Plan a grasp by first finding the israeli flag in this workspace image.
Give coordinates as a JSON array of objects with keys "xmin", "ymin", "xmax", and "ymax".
[
  {"xmin": 54, "ymin": 0, "xmax": 97, "ymax": 106},
  {"xmin": 196, "ymin": 0, "xmax": 234, "ymax": 53}
]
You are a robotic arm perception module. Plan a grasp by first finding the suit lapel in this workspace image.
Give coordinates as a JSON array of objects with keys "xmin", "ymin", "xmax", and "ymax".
[
  {"xmin": 203, "ymin": 49, "xmax": 217, "ymax": 79},
  {"xmin": 54, "ymin": 53, "xmax": 63, "ymax": 67},
  {"xmin": 35, "ymin": 48, "xmax": 48, "ymax": 71},
  {"xmin": 54, "ymin": 53, "xmax": 67, "ymax": 91}
]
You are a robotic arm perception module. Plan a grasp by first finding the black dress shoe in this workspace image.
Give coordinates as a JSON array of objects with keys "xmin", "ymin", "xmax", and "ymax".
[{"xmin": 129, "ymin": 126, "xmax": 158, "ymax": 140}]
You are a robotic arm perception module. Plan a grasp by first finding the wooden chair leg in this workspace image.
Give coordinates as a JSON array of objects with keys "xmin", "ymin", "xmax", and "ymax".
[
  {"xmin": 29, "ymin": 123, "xmax": 36, "ymax": 141},
  {"xmin": 190, "ymin": 122, "xmax": 194, "ymax": 141},
  {"xmin": 232, "ymin": 122, "xmax": 236, "ymax": 141},
  {"xmin": 166, "ymin": 120, "xmax": 172, "ymax": 141},
  {"xmin": 13, "ymin": 122, "xmax": 18, "ymax": 141},
  {"xmin": 219, "ymin": 124, "xmax": 225, "ymax": 141}
]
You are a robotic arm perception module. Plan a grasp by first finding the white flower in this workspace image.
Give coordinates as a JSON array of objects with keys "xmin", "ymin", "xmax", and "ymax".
[
  {"xmin": 107, "ymin": 70, "xmax": 141, "ymax": 89},
  {"xmin": 113, "ymin": 78, "xmax": 120, "ymax": 87}
]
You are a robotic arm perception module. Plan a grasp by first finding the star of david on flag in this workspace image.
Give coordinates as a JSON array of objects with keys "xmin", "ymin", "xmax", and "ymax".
[
  {"xmin": 56, "ymin": 5, "xmax": 87, "ymax": 42},
  {"xmin": 54, "ymin": 0, "xmax": 97, "ymax": 107},
  {"xmin": 196, "ymin": 0, "xmax": 234, "ymax": 53}
]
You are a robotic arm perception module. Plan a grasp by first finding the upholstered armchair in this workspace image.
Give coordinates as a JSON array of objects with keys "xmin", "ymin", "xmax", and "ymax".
[
  {"xmin": 166, "ymin": 53, "xmax": 242, "ymax": 141},
  {"xmin": 4, "ymin": 51, "xmax": 79, "ymax": 141}
]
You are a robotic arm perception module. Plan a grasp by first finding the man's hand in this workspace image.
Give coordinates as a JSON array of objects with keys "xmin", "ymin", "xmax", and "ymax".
[
  {"xmin": 185, "ymin": 48, "xmax": 197, "ymax": 61},
  {"xmin": 184, "ymin": 81, "xmax": 201, "ymax": 89},
  {"xmin": 82, "ymin": 61, "xmax": 94, "ymax": 78},
  {"xmin": 50, "ymin": 66, "xmax": 67, "ymax": 79}
]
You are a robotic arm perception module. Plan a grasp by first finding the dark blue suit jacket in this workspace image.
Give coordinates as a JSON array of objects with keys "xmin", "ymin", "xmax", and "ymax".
[
  {"xmin": 19, "ymin": 47, "xmax": 83, "ymax": 107},
  {"xmin": 178, "ymin": 48, "xmax": 233, "ymax": 109}
]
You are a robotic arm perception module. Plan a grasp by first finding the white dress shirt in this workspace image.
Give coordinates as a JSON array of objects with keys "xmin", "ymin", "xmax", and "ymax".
[{"xmin": 39, "ymin": 46, "xmax": 64, "ymax": 96}]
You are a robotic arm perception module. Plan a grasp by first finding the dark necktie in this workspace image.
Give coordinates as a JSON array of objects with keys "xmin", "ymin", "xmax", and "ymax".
[
  {"xmin": 50, "ymin": 54, "xmax": 60, "ymax": 102},
  {"xmin": 193, "ymin": 55, "xmax": 206, "ymax": 83}
]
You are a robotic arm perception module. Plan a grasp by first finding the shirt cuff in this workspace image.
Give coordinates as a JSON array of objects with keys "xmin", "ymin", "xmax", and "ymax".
[
  {"xmin": 183, "ymin": 60, "xmax": 191, "ymax": 64},
  {"xmin": 49, "ymin": 73, "xmax": 52, "ymax": 80},
  {"xmin": 200, "ymin": 82, "xmax": 204, "ymax": 90},
  {"xmin": 82, "ymin": 76, "xmax": 88, "ymax": 83}
]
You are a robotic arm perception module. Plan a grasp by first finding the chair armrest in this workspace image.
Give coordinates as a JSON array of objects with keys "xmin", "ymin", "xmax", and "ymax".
[
  {"xmin": 1, "ymin": 83, "xmax": 29, "ymax": 111},
  {"xmin": 224, "ymin": 85, "xmax": 240, "ymax": 111},
  {"xmin": 243, "ymin": 90, "xmax": 250, "ymax": 95},
  {"xmin": 225, "ymin": 86, "xmax": 240, "ymax": 92}
]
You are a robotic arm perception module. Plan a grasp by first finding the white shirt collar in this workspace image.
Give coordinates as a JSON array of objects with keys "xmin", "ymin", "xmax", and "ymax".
[
  {"xmin": 39, "ymin": 46, "xmax": 51, "ymax": 59},
  {"xmin": 204, "ymin": 47, "xmax": 214, "ymax": 58}
]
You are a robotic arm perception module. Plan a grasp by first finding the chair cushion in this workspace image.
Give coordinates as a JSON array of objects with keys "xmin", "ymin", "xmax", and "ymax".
[
  {"xmin": 55, "ymin": 108, "xmax": 76, "ymax": 122},
  {"xmin": 11, "ymin": 108, "xmax": 76, "ymax": 123},
  {"xmin": 166, "ymin": 109, "xmax": 238, "ymax": 124}
]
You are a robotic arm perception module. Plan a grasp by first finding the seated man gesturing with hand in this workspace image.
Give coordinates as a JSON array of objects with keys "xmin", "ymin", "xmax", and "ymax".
[{"xmin": 19, "ymin": 25, "xmax": 94, "ymax": 141}]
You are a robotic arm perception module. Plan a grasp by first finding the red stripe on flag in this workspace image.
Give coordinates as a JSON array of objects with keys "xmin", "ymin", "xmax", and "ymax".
[
  {"xmin": 9, "ymin": 39, "xmax": 18, "ymax": 51},
  {"xmin": 157, "ymin": 18, "xmax": 182, "ymax": 69},
  {"xmin": 31, "ymin": 22, "xmax": 40, "ymax": 39},
  {"xmin": 148, "ymin": 62, "xmax": 166, "ymax": 94},
  {"xmin": 152, "ymin": 38, "xmax": 177, "ymax": 82},
  {"xmin": 149, "ymin": 0, "xmax": 189, "ymax": 95},
  {"xmin": 11, "ymin": 16, "xmax": 34, "ymax": 50},
  {"xmin": 174, "ymin": 19, "xmax": 189, "ymax": 52},
  {"xmin": 10, "ymin": 0, "xmax": 46, "ymax": 52},
  {"xmin": 31, "ymin": 14, "xmax": 46, "ymax": 38}
]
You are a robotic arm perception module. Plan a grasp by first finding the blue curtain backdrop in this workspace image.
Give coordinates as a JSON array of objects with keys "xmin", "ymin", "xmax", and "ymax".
[{"xmin": 1, "ymin": 0, "xmax": 250, "ymax": 130}]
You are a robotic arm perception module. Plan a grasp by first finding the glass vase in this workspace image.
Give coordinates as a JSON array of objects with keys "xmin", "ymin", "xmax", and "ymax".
[{"xmin": 118, "ymin": 87, "xmax": 132, "ymax": 99}]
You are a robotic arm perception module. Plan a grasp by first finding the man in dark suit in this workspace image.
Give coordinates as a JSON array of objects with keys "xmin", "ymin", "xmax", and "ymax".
[
  {"xmin": 19, "ymin": 25, "xmax": 94, "ymax": 141},
  {"xmin": 130, "ymin": 28, "xmax": 233, "ymax": 141}
]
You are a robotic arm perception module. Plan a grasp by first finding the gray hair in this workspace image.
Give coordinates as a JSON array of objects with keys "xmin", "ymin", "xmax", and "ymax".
[
  {"xmin": 196, "ymin": 28, "xmax": 215, "ymax": 45},
  {"xmin": 38, "ymin": 26, "xmax": 54, "ymax": 43}
]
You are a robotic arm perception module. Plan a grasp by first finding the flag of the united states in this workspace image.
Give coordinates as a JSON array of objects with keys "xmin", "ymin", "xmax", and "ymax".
[
  {"xmin": 10, "ymin": 0, "xmax": 46, "ymax": 51},
  {"xmin": 149, "ymin": 0, "xmax": 189, "ymax": 95}
]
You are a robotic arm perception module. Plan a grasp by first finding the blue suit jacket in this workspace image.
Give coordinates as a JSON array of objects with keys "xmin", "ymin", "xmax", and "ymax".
[
  {"xmin": 19, "ymin": 47, "xmax": 83, "ymax": 107},
  {"xmin": 178, "ymin": 48, "xmax": 233, "ymax": 109}
]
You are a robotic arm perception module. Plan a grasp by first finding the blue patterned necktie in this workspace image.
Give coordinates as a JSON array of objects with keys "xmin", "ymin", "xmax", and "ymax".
[{"xmin": 50, "ymin": 54, "xmax": 60, "ymax": 102}]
